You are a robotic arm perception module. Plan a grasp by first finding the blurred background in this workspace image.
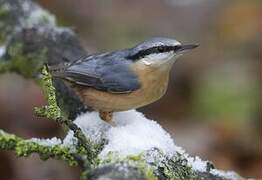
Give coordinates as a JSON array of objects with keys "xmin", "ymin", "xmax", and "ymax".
[{"xmin": 0, "ymin": 0, "xmax": 261, "ymax": 179}]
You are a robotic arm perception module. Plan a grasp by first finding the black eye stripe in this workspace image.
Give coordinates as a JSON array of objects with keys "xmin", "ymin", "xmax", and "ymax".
[{"xmin": 127, "ymin": 45, "xmax": 181, "ymax": 60}]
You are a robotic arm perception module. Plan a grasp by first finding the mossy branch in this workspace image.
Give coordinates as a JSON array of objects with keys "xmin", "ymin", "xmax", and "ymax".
[
  {"xmin": 0, "ymin": 43, "xmax": 46, "ymax": 77},
  {"xmin": 34, "ymin": 66, "xmax": 100, "ymax": 166},
  {"xmin": 0, "ymin": 130, "xmax": 77, "ymax": 166},
  {"xmin": 34, "ymin": 66, "xmax": 61, "ymax": 119}
]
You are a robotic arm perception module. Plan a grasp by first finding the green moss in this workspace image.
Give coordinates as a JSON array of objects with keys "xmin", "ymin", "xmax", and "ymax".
[
  {"xmin": 34, "ymin": 66, "xmax": 101, "ymax": 168},
  {"xmin": 0, "ymin": 33, "xmax": 6, "ymax": 45},
  {"xmin": 126, "ymin": 154, "xmax": 156, "ymax": 180},
  {"xmin": 0, "ymin": 4, "xmax": 9, "ymax": 18},
  {"xmin": 162, "ymin": 155, "xmax": 197, "ymax": 180},
  {"xmin": 34, "ymin": 66, "xmax": 61, "ymax": 119},
  {"xmin": 99, "ymin": 151, "xmax": 198, "ymax": 180},
  {"xmin": 38, "ymin": 13, "xmax": 54, "ymax": 25},
  {"xmin": 0, "ymin": 3, "xmax": 10, "ymax": 44},
  {"xmin": 128, "ymin": 154, "xmax": 143, "ymax": 161},
  {"xmin": 0, "ymin": 130, "xmax": 21, "ymax": 150},
  {"xmin": 80, "ymin": 170, "xmax": 89, "ymax": 180},
  {"xmin": 0, "ymin": 130, "xmax": 77, "ymax": 166},
  {"xmin": 99, "ymin": 153, "xmax": 157, "ymax": 180},
  {"xmin": 0, "ymin": 4, "xmax": 10, "ymax": 44},
  {"xmin": 0, "ymin": 43, "xmax": 47, "ymax": 77},
  {"xmin": 16, "ymin": 141, "xmax": 78, "ymax": 166},
  {"xmin": 135, "ymin": 161, "xmax": 156, "ymax": 180}
]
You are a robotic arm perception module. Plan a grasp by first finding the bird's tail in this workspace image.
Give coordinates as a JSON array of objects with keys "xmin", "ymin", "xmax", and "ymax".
[{"xmin": 47, "ymin": 53, "xmax": 88, "ymax": 78}]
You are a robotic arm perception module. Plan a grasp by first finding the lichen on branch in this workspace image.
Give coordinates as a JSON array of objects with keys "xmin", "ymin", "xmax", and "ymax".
[
  {"xmin": 0, "ymin": 130, "xmax": 78, "ymax": 166},
  {"xmin": 0, "ymin": 42, "xmax": 46, "ymax": 77},
  {"xmin": 34, "ymin": 65, "xmax": 61, "ymax": 119},
  {"xmin": 34, "ymin": 66, "xmax": 101, "ymax": 167}
]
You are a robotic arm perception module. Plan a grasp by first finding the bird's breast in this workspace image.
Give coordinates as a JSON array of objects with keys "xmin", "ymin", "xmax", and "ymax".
[
  {"xmin": 132, "ymin": 62, "xmax": 171, "ymax": 103},
  {"xmin": 76, "ymin": 62, "xmax": 171, "ymax": 112}
]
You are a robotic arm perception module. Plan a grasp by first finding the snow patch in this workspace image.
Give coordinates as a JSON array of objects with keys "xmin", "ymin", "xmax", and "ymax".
[
  {"xmin": 0, "ymin": 46, "xmax": 6, "ymax": 57},
  {"xmin": 21, "ymin": 1, "xmax": 56, "ymax": 28},
  {"xmin": 30, "ymin": 137, "xmax": 62, "ymax": 146},
  {"xmin": 29, "ymin": 7, "xmax": 56, "ymax": 26},
  {"xmin": 100, "ymin": 110, "xmax": 179, "ymax": 158},
  {"xmin": 211, "ymin": 169, "xmax": 241, "ymax": 180},
  {"xmin": 63, "ymin": 111, "xmax": 110, "ymax": 148},
  {"xmin": 187, "ymin": 156, "xmax": 208, "ymax": 172},
  {"xmin": 62, "ymin": 110, "xmax": 241, "ymax": 179},
  {"xmin": 63, "ymin": 110, "xmax": 180, "ymax": 158}
]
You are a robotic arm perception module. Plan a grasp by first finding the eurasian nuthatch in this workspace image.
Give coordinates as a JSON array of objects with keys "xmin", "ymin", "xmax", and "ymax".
[{"xmin": 50, "ymin": 37, "xmax": 198, "ymax": 123}]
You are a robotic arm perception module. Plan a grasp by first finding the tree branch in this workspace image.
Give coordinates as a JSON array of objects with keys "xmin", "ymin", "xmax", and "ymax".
[
  {"xmin": 0, "ymin": 130, "xmax": 78, "ymax": 166},
  {"xmin": 0, "ymin": 0, "xmax": 90, "ymax": 119},
  {"xmin": 35, "ymin": 66, "xmax": 101, "ymax": 168}
]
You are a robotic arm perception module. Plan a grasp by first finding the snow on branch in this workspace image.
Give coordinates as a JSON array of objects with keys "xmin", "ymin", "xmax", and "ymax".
[
  {"xmin": 0, "ymin": 0, "xmax": 244, "ymax": 179},
  {"xmin": 63, "ymin": 110, "xmax": 243, "ymax": 180},
  {"xmin": 35, "ymin": 66, "xmax": 102, "ymax": 167},
  {"xmin": 0, "ymin": 130, "xmax": 77, "ymax": 166}
]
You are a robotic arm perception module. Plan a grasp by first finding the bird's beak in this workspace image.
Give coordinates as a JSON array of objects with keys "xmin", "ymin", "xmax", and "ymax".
[{"xmin": 177, "ymin": 44, "xmax": 199, "ymax": 53}]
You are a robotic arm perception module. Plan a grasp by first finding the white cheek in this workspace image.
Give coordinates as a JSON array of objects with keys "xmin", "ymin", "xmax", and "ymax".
[
  {"xmin": 141, "ymin": 52, "xmax": 174, "ymax": 66},
  {"xmin": 142, "ymin": 59, "xmax": 152, "ymax": 66}
]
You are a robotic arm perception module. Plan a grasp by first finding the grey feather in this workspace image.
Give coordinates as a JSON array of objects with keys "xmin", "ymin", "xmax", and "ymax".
[
  {"xmin": 60, "ymin": 50, "xmax": 141, "ymax": 93},
  {"xmin": 50, "ymin": 37, "xmax": 184, "ymax": 93}
]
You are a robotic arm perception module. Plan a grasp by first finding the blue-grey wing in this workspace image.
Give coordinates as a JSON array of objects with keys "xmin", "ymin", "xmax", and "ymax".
[{"xmin": 64, "ymin": 55, "xmax": 141, "ymax": 93}]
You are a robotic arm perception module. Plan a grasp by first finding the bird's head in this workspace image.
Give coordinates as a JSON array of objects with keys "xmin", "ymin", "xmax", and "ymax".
[{"xmin": 127, "ymin": 37, "xmax": 198, "ymax": 66}]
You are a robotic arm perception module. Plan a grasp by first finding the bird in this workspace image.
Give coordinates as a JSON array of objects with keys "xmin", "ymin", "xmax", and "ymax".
[{"xmin": 50, "ymin": 37, "xmax": 198, "ymax": 123}]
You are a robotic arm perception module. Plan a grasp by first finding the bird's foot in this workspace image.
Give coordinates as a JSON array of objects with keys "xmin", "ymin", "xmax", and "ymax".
[{"xmin": 99, "ymin": 111, "xmax": 115, "ymax": 126}]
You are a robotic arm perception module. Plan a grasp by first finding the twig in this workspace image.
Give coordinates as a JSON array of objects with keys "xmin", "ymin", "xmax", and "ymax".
[
  {"xmin": 34, "ymin": 66, "xmax": 99, "ymax": 166},
  {"xmin": 0, "ymin": 130, "xmax": 78, "ymax": 166}
]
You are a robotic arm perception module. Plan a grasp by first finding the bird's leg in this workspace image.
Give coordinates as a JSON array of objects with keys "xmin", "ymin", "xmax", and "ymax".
[{"xmin": 99, "ymin": 111, "xmax": 113, "ymax": 124}]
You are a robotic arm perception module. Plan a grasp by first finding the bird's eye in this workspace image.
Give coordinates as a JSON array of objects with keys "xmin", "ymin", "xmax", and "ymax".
[{"xmin": 157, "ymin": 46, "xmax": 165, "ymax": 53}]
